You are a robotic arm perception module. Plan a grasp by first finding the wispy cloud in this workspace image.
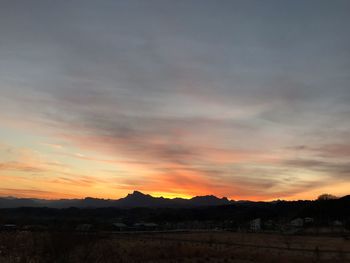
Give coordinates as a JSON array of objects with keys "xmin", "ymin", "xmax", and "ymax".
[
  {"xmin": 0, "ymin": 161, "xmax": 47, "ymax": 173},
  {"xmin": 0, "ymin": 0, "xmax": 350, "ymax": 199}
]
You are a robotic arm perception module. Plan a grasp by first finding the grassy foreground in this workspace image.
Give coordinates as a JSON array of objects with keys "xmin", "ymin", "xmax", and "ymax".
[{"xmin": 0, "ymin": 231, "xmax": 349, "ymax": 263}]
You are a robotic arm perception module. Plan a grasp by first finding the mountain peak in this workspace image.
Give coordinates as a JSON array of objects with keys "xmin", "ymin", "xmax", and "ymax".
[
  {"xmin": 130, "ymin": 190, "xmax": 146, "ymax": 196},
  {"xmin": 124, "ymin": 191, "xmax": 152, "ymax": 200}
]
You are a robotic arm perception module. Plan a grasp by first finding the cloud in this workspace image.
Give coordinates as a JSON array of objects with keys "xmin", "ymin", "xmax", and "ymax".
[
  {"xmin": 0, "ymin": 188, "xmax": 79, "ymax": 199},
  {"xmin": 284, "ymin": 159, "xmax": 350, "ymax": 178},
  {"xmin": 315, "ymin": 144, "xmax": 350, "ymax": 158},
  {"xmin": 0, "ymin": 161, "xmax": 47, "ymax": 173},
  {"xmin": 0, "ymin": 0, "xmax": 350, "ymax": 199},
  {"xmin": 51, "ymin": 175, "xmax": 100, "ymax": 187}
]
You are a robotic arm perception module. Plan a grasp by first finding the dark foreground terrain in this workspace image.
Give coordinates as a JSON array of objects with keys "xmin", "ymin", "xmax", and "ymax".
[
  {"xmin": 0, "ymin": 196, "xmax": 349, "ymax": 262},
  {"xmin": 1, "ymin": 231, "xmax": 350, "ymax": 263}
]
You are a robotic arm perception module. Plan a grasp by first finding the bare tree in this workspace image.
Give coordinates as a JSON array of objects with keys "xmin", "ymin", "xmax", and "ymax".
[{"xmin": 317, "ymin": 194, "xmax": 337, "ymax": 201}]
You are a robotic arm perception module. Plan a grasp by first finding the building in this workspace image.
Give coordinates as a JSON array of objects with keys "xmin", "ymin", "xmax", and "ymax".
[{"xmin": 249, "ymin": 218, "xmax": 261, "ymax": 232}]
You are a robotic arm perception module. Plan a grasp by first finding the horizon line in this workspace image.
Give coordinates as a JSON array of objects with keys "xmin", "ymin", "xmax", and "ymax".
[{"xmin": 0, "ymin": 190, "xmax": 344, "ymax": 202}]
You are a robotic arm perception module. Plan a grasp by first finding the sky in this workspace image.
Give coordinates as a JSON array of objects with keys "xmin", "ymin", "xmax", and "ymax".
[{"xmin": 0, "ymin": 0, "xmax": 349, "ymax": 201}]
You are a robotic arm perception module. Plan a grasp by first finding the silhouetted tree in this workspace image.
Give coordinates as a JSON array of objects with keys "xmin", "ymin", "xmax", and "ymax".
[{"xmin": 317, "ymin": 194, "xmax": 337, "ymax": 201}]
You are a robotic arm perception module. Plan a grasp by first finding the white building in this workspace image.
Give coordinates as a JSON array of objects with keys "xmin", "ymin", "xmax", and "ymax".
[{"xmin": 249, "ymin": 218, "xmax": 261, "ymax": 231}]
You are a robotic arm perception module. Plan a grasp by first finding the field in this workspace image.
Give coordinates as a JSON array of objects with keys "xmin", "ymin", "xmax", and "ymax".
[{"xmin": 0, "ymin": 231, "xmax": 349, "ymax": 263}]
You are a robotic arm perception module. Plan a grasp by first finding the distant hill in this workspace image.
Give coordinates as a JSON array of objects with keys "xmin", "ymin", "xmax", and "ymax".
[
  {"xmin": 339, "ymin": 195, "xmax": 350, "ymax": 201},
  {"xmin": 0, "ymin": 191, "xmax": 233, "ymax": 208},
  {"xmin": 1, "ymin": 196, "xmax": 349, "ymax": 227}
]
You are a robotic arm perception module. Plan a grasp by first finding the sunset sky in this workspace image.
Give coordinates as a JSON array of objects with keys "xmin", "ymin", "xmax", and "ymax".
[{"xmin": 0, "ymin": 0, "xmax": 350, "ymax": 201}]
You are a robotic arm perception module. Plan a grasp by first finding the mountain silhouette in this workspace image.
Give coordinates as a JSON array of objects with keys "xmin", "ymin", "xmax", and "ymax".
[
  {"xmin": 114, "ymin": 191, "xmax": 232, "ymax": 207},
  {"xmin": 0, "ymin": 191, "xmax": 233, "ymax": 208}
]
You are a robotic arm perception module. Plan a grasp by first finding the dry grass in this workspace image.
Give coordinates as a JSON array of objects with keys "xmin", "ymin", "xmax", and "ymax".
[{"xmin": 0, "ymin": 231, "xmax": 349, "ymax": 263}]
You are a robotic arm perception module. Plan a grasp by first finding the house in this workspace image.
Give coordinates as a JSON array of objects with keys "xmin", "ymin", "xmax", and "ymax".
[
  {"xmin": 249, "ymin": 218, "xmax": 261, "ymax": 232},
  {"xmin": 112, "ymin": 223, "xmax": 128, "ymax": 231},
  {"xmin": 290, "ymin": 218, "xmax": 303, "ymax": 227}
]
